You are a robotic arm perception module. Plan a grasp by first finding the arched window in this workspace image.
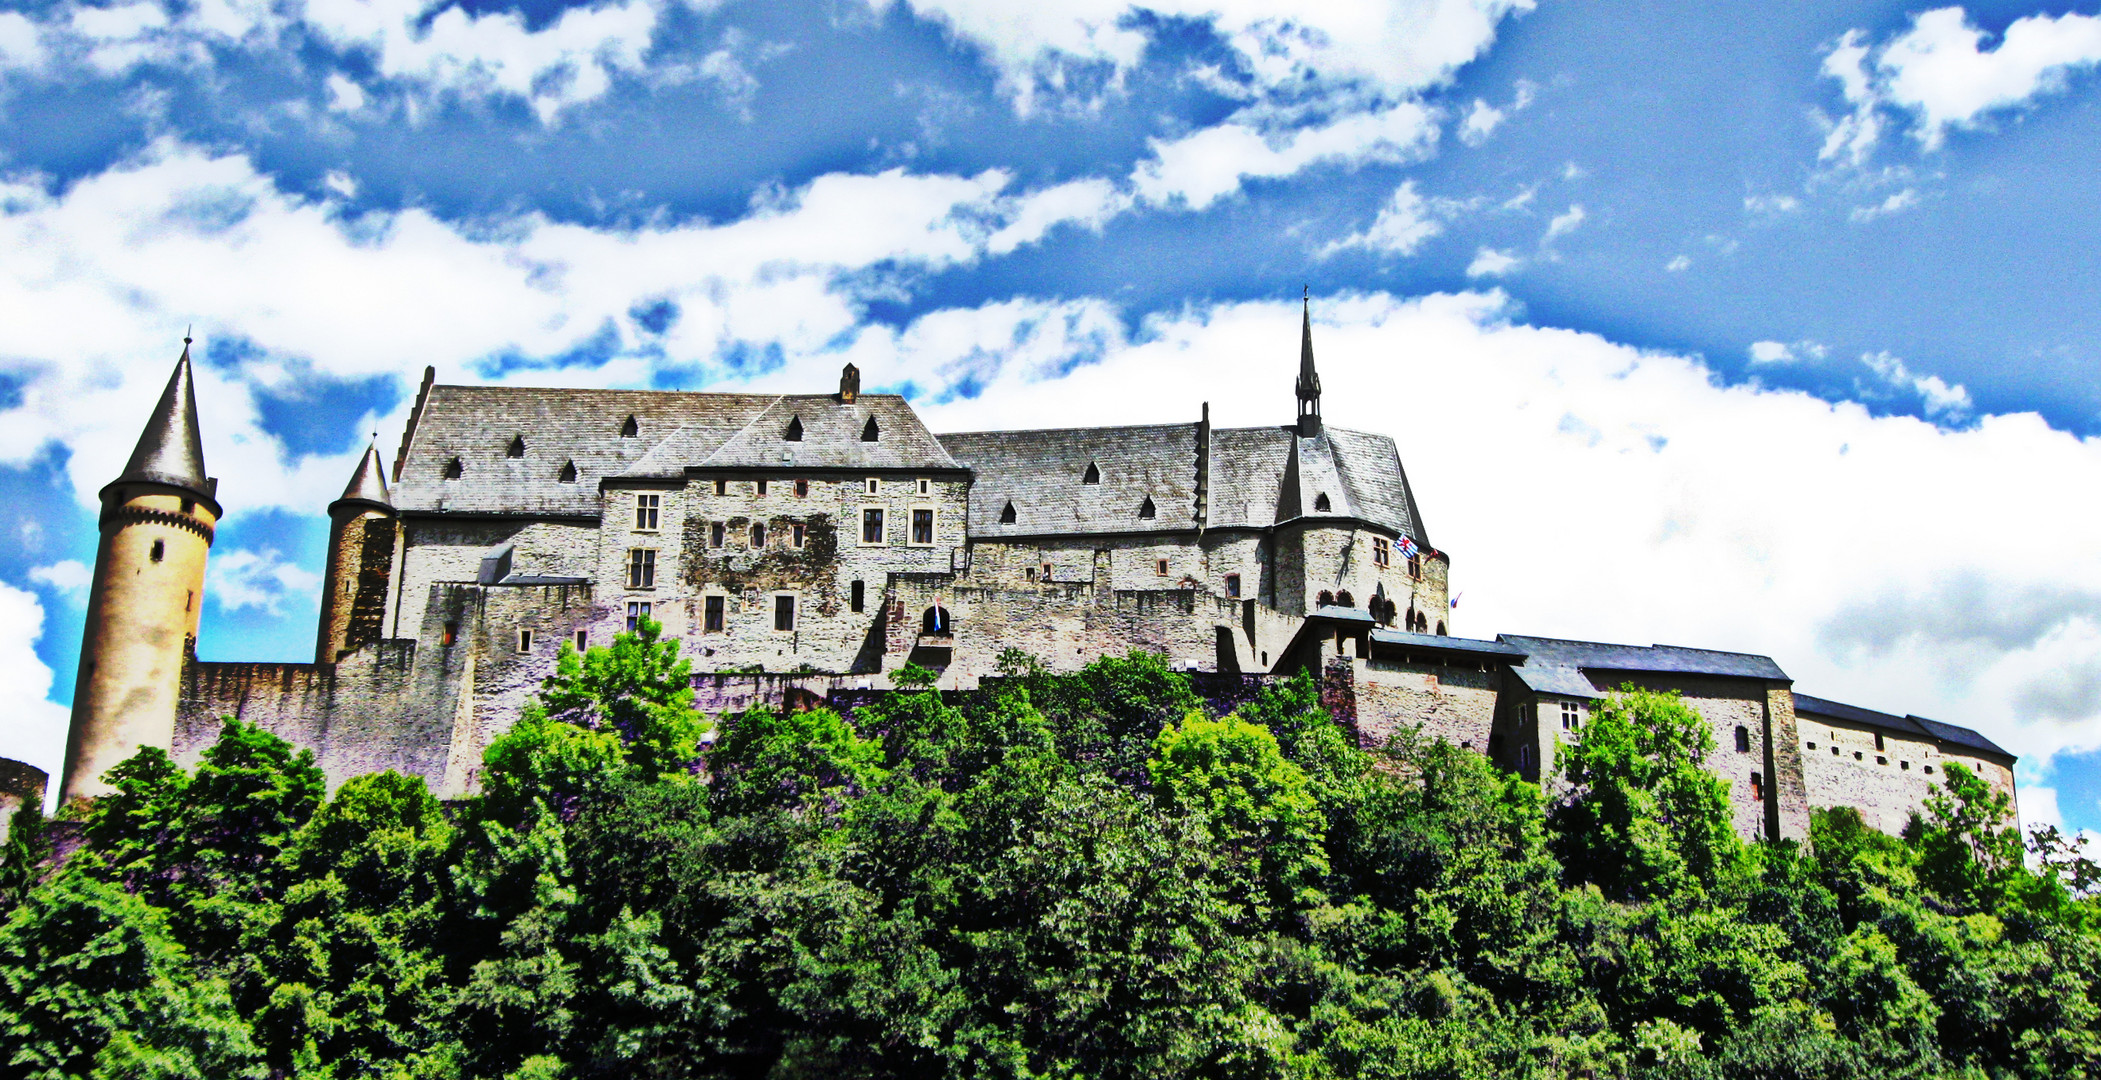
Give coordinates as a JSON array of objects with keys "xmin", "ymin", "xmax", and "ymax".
[
  {"xmin": 1083, "ymin": 462, "xmax": 1100, "ymax": 484},
  {"xmin": 861, "ymin": 417, "xmax": 880, "ymax": 442},
  {"xmin": 1734, "ymin": 725, "xmax": 1751, "ymax": 753},
  {"xmin": 508, "ymin": 435, "xmax": 526, "ymax": 458},
  {"xmin": 1317, "ymin": 590, "xmax": 1334, "ymax": 607},
  {"xmin": 1434, "ymin": 620, "xmax": 1446, "ymax": 636},
  {"xmin": 621, "ymin": 415, "xmax": 638, "ymax": 437},
  {"xmin": 784, "ymin": 416, "xmax": 804, "ymax": 442},
  {"xmin": 1314, "ymin": 492, "xmax": 1331, "ymax": 512},
  {"xmin": 443, "ymin": 457, "xmax": 463, "ymax": 480},
  {"xmin": 1138, "ymin": 496, "xmax": 1155, "ymax": 519},
  {"xmin": 922, "ymin": 605, "xmax": 952, "ymax": 634},
  {"xmin": 1336, "ymin": 590, "xmax": 1354, "ymax": 608},
  {"xmin": 559, "ymin": 460, "xmax": 578, "ymax": 483},
  {"xmin": 999, "ymin": 501, "xmax": 1016, "ymax": 524}
]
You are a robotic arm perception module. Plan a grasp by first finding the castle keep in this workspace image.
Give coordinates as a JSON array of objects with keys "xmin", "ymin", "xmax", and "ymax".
[{"xmin": 51, "ymin": 310, "xmax": 2019, "ymax": 844}]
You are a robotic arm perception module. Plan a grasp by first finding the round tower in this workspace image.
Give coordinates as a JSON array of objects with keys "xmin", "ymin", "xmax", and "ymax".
[
  {"xmin": 62, "ymin": 340, "xmax": 220, "ymax": 802},
  {"xmin": 316, "ymin": 439, "xmax": 397, "ymax": 663}
]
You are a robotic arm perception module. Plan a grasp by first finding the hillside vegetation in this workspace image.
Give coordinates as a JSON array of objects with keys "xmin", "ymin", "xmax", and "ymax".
[{"xmin": 3, "ymin": 620, "xmax": 2099, "ymax": 1079}]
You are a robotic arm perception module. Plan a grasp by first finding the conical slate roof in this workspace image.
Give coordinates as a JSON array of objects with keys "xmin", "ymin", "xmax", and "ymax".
[
  {"xmin": 111, "ymin": 341, "xmax": 215, "ymax": 507},
  {"xmin": 334, "ymin": 439, "xmax": 392, "ymax": 511},
  {"xmin": 1294, "ymin": 299, "xmax": 1320, "ymax": 402}
]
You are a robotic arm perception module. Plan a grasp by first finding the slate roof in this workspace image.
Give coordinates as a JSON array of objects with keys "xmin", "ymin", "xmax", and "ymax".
[
  {"xmin": 1368, "ymin": 628, "xmax": 1528, "ymax": 659},
  {"xmin": 1793, "ymin": 693, "xmax": 2014, "ymax": 761},
  {"xmin": 1498, "ymin": 635, "xmax": 1790, "ymax": 699},
  {"xmin": 335, "ymin": 441, "xmax": 391, "ymax": 510},
  {"xmin": 392, "ymin": 386, "xmax": 955, "ymax": 516},
  {"xmin": 112, "ymin": 343, "xmax": 216, "ymax": 510}
]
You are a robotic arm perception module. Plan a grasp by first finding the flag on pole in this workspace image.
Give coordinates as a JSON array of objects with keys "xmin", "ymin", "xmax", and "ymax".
[
  {"xmin": 1398, "ymin": 535, "xmax": 1419, "ymax": 560},
  {"xmin": 1450, "ymin": 591, "xmax": 1463, "ymax": 610}
]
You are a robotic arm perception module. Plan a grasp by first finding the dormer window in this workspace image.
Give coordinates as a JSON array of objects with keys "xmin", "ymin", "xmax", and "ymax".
[
  {"xmin": 999, "ymin": 501, "xmax": 1016, "ymax": 524},
  {"xmin": 784, "ymin": 416, "xmax": 804, "ymax": 442},
  {"xmin": 559, "ymin": 460, "xmax": 578, "ymax": 483},
  {"xmin": 1138, "ymin": 496, "xmax": 1155, "ymax": 519},
  {"xmin": 1083, "ymin": 462, "xmax": 1100, "ymax": 484},
  {"xmin": 1313, "ymin": 492, "xmax": 1331, "ymax": 512},
  {"xmin": 861, "ymin": 417, "xmax": 880, "ymax": 442},
  {"xmin": 621, "ymin": 415, "xmax": 638, "ymax": 438},
  {"xmin": 508, "ymin": 435, "xmax": 526, "ymax": 458},
  {"xmin": 443, "ymin": 457, "xmax": 463, "ymax": 480}
]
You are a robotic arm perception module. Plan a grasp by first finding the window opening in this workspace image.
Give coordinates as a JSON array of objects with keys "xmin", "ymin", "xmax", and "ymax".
[
  {"xmin": 625, "ymin": 601, "xmax": 650, "ymax": 631},
  {"xmin": 1042, "ymin": 563, "xmax": 1052, "ymax": 580},
  {"xmin": 756, "ymin": 479, "xmax": 767, "ymax": 496},
  {"xmin": 508, "ymin": 435, "xmax": 526, "ymax": 458},
  {"xmin": 1082, "ymin": 462, "xmax": 1100, "ymax": 484},
  {"xmin": 182, "ymin": 499, "xmax": 193, "ymax": 514},
  {"xmin": 1000, "ymin": 501, "xmax": 1017, "ymax": 524},
  {"xmin": 627, "ymin": 548, "xmax": 656, "ymax": 588},
  {"xmin": 917, "ymin": 478, "xmax": 930, "ymax": 495},
  {"xmin": 791, "ymin": 523, "xmax": 806, "ymax": 548},
  {"xmin": 185, "ymin": 590, "xmax": 194, "ymax": 612},
  {"xmin": 1901, "ymin": 760, "xmax": 1911, "ymax": 770},
  {"xmin": 784, "ymin": 416, "xmax": 804, "ymax": 441},
  {"xmin": 1751, "ymin": 771, "xmax": 1765, "ymax": 801},
  {"xmin": 1518, "ymin": 744, "xmax": 1533, "ymax": 773},
  {"xmin": 443, "ymin": 621, "xmax": 458, "ymax": 647},
  {"xmin": 795, "ymin": 479, "xmax": 808, "ymax": 497},
  {"xmin": 574, "ymin": 629, "xmax": 588, "ymax": 652},
  {"xmin": 912, "ymin": 508, "xmax": 934, "ymax": 545},
  {"xmin": 1434, "ymin": 620, "xmax": 1446, "ymax": 636},
  {"xmin": 861, "ymin": 417, "xmax": 880, "ymax": 442},
  {"xmin": 1138, "ymin": 496, "xmax": 1155, "ymax": 519},
  {"xmin": 443, "ymin": 457, "xmax": 462, "ymax": 480},
  {"xmin": 1373, "ymin": 538, "xmax": 1390, "ymax": 567},
  {"xmin": 634, "ymin": 493, "xmax": 659, "ymax": 530},
  {"xmin": 1225, "ymin": 574, "xmax": 1241, "ymax": 598},
  {"xmin": 1314, "ymin": 492, "xmax": 1331, "ymax": 511},
  {"xmin": 774, "ymin": 595, "xmax": 796, "ymax": 631},
  {"xmin": 150, "ymin": 539, "xmax": 165, "ymax": 563},
  {"xmin": 1807, "ymin": 742, "xmax": 1817, "ymax": 750},
  {"xmin": 705, "ymin": 596, "xmax": 725, "ymax": 632},
  {"xmin": 862, "ymin": 508, "xmax": 885, "ymax": 544},
  {"xmin": 850, "ymin": 580, "xmax": 865, "ymax": 613},
  {"xmin": 751, "ymin": 522, "xmax": 767, "ymax": 547},
  {"xmin": 710, "ymin": 522, "xmax": 725, "ymax": 547},
  {"xmin": 1156, "ymin": 559, "xmax": 1169, "ymax": 575},
  {"xmin": 559, "ymin": 460, "xmax": 578, "ymax": 483},
  {"xmin": 922, "ymin": 606, "xmax": 951, "ymax": 634},
  {"xmin": 1924, "ymin": 765, "xmax": 1934, "ymax": 774},
  {"xmin": 1026, "ymin": 566, "xmax": 1036, "ymax": 582},
  {"xmin": 1562, "ymin": 702, "xmax": 1583, "ymax": 731},
  {"xmin": 714, "ymin": 478, "xmax": 727, "ymax": 496},
  {"xmin": 1874, "ymin": 731, "xmax": 1885, "ymax": 751},
  {"xmin": 1336, "ymin": 590, "xmax": 1354, "ymax": 608},
  {"xmin": 621, "ymin": 414, "xmax": 638, "ymax": 437},
  {"xmin": 517, "ymin": 628, "xmax": 533, "ymax": 652},
  {"xmin": 1735, "ymin": 725, "xmax": 1751, "ymax": 753},
  {"xmin": 1317, "ymin": 590, "xmax": 1334, "ymax": 606}
]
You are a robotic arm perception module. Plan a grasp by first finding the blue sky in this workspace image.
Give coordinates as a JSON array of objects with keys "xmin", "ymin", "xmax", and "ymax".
[{"xmin": 4, "ymin": 0, "xmax": 2101, "ymax": 827}]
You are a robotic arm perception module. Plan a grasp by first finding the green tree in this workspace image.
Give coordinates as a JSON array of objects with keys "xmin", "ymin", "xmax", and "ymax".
[
  {"xmin": 1905, "ymin": 760, "xmax": 2023, "ymax": 911},
  {"xmin": 539, "ymin": 619, "xmax": 707, "ymax": 782},
  {"xmin": 1149, "ymin": 712, "xmax": 1329, "ymax": 915}
]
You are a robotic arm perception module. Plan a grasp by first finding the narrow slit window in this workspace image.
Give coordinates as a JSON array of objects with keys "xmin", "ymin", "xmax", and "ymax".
[
  {"xmin": 1225, "ymin": 573, "xmax": 1241, "ymax": 598},
  {"xmin": 850, "ymin": 580, "xmax": 865, "ymax": 613},
  {"xmin": 1874, "ymin": 731, "xmax": 1886, "ymax": 751},
  {"xmin": 443, "ymin": 621, "xmax": 458, "ymax": 647},
  {"xmin": 917, "ymin": 478, "xmax": 931, "ymax": 495},
  {"xmin": 517, "ymin": 628, "xmax": 533, "ymax": 652},
  {"xmin": 714, "ymin": 478, "xmax": 727, "ymax": 496},
  {"xmin": 865, "ymin": 478, "xmax": 879, "ymax": 494},
  {"xmin": 710, "ymin": 522, "xmax": 725, "ymax": 548},
  {"xmin": 756, "ymin": 479, "xmax": 767, "ymax": 496},
  {"xmin": 574, "ymin": 629, "xmax": 588, "ymax": 652},
  {"xmin": 150, "ymin": 539, "xmax": 165, "ymax": 563},
  {"xmin": 1735, "ymin": 725, "xmax": 1751, "ymax": 753},
  {"xmin": 1156, "ymin": 558, "xmax": 1168, "ymax": 575},
  {"xmin": 1751, "ymin": 771, "xmax": 1765, "ymax": 801},
  {"xmin": 791, "ymin": 523, "xmax": 807, "ymax": 548},
  {"xmin": 751, "ymin": 522, "xmax": 767, "ymax": 547}
]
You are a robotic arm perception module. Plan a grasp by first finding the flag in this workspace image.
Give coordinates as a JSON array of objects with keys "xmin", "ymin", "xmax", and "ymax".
[
  {"xmin": 1450, "ymin": 591, "xmax": 1463, "ymax": 610},
  {"xmin": 1398, "ymin": 535, "xmax": 1419, "ymax": 560}
]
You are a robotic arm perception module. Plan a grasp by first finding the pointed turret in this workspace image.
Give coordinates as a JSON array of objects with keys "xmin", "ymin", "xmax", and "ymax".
[
  {"xmin": 334, "ymin": 439, "xmax": 392, "ymax": 513},
  {"xmin": 109, "ymin": 340, "xmax": 217, "ymax": 511},
  {"xmin": 1295, "ymin": 293, "xmax": 1322, "ymax": 437},
  {"xmin": 317, "ymin": 438, "xmax": 401, "ymax": 664}
]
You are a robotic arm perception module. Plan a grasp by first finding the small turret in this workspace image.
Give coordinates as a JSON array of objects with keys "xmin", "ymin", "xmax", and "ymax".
[
  {"xmin": 316, "ymin": 439, "xmax": 398, "ymax": 663},
  {"xmin": 1295, "ymin": 294, "xmax": 1321, "ymax": 438},
  {"xmin": 839, "ymin": 362, "xmax": 861, "ymax": 404},
  {"xmin": 63, "ymin": 337, "xmax": 220, "ymax": 801}
]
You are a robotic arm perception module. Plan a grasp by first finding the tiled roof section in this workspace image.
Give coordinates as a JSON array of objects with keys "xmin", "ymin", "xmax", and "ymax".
[
  {"xmin": 1326, "ymin": 427, "xmax": 1428, "ymax": 546},
  {"xmin": 114, "ymin": 343, "xmax": 214, "ymax": 505},
  {"xmin": 1369, "ymin": 628, "xmax": 1528, "ymax": 659},
  {"xmin": 940, "ymin": 424, "xmax": 1200, "ymax": 535},
  {"xmin": 686, "ymin": 394, "xmax": 960, "ymax": 472},
  {"xmin": 335, "ymin": 441, "xmax": 391, "ymax": 510},
  {"xmin": 1205, "ymin": 426, "xmax": 1290, "ymax": 529},
  {"xmin": 1499, "ymin": 635, "xmax": 1790, "ymax": 698},
  {"xmin": 393, "ymin": 385, "xmax": 776, "ymax": 515},
  {"xmin": 1281, "ymin": 431, "xmax": 1357, "ymax": 522},
  {"xmin": 1791, "ymin": 693, "xmax": 1933, "ymax": 739},
  {"xmin": 1910, "ymin": 716, "xmax": 2015, "ymax": 762}
]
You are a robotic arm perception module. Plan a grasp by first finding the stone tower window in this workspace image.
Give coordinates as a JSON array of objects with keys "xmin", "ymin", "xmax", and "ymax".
[
  {"xmin": 1874, "ymin": 731, "xmax": 1885, "ymax": 751},
  {"xmin": 751, "ymin": 522, "xmax": 767, "ymax": 547},
  {"xmin": 704, "ymin": 596, "xmax": 725, "ymax": 632},
  {"xmin": 508, "ymin": 435, "xmax": 526, "ymax": 458},
  {"xmin": 774, "ymin": 595, "xmax": 796, "ymax": 631},
  {"xmin": 1314, "ymin": 492, "xmax": 1331, "ymax": 512},
  {"xmin": 999, "ymin": 501, "xmax": 1016, "ymax": 524},
  {"xmin": 850, "ymin": 579, "xmax": 865, "ymax": 613},
  {"xmin": 922, "ymin": 606, "xmax": 951, "ymax": 634},
  {"xmin": 784, "ymin": 415, "xmax": 804, "ymax": 441},
  {"xmin": 1735, "ymin": 725, "xmax": 1751, "ymax": 753},
  {"xmin": 517, "ymin": 628, "xmax": 533, "ymax": 652},
  {"xmin": 861, "ymin": 417, "xmax": 880, "ymax": 442},
  {"xmin": 795, "ymin": 479, "xmax": 809, "ymax": 497},
  {"xmin": 710, "ymin": 522, "xmax": 725, "ymax": 547},
  {"xmin": 1138, "ymin": 496, "xmax": 1155, "ymax": 519},
  {"xmin": 1156, "ymin": 559, "xmax": 1168, "ymax": 575},
  {"xmin": 1317, "ymin": 590, "xmax": 1334, "ymax": 606},
  {"xmin": 150, "ymin": 539, "xmax": 164, "ymax": 563},
  {"xmin": 443, "ymin": 457, "xmax": 463, "ymax": 480},
  {"xmin": 1083, "ymin": 462, "xmax": 1100, "ymax": 484},
  {"xmin": 1336, "ymin": 590, "xmax": 1354, "ymax": 607},
  {"xmin": 559, "ymin": 460, "xmax": 578, "ymax": 483},
  {"xmin": 621, "ymin": 414, "xmax": 638, "ymax": 437},
  {"xmin": 1225, "ymin": 574, "xmax": 1240, "ymax": 598},
  {"xmin": 1435, "ymin": 620, "xmax": 1445, "ymax": 636},
  {"xmin": 1751, "ymin": 771, "xmax": 1765, "ymax": 801}
]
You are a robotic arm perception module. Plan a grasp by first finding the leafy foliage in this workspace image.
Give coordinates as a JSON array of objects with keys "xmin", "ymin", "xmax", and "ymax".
[{"xmin": 4, "ymin": 648, "xmax": 2099, "ymax": 1078}]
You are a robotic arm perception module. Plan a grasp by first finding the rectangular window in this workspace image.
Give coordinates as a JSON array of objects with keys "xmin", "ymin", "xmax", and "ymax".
[
  {"xmin": 1874, "ymin": 731, "xmax": 1885, "ymax": 751},
  {"xmin": 1751, "ymin": 771, "xmax": 1764, "ymax": 801},
  {"xmin": 1042, "ymin": 563, "xmax": 1052, "ymax": 580},
  {"xmin": 626, "ymin": 601, "xmax": 651, "ymax": 631},
  {"xmin": 850, "ymin": 579, "xmax": 865, "ymax": 613},
  {"xmin": 791, "ymin": 523, "xmax": 807, "ymax": 548},
  {"xmin": 634, "ymin": 493, "xmax": 659, "ymax": 531},
  {"xmin": 1025, "ymin": 566, "xmax": 1036, "ymax": 582},
  {"xmin": 774, "ymin": 595, "xmax": 795, "ymax": 632},
  {"xmin": 710, "ymin": 522, "xmax": 725, "ymax": 548},
  {"xmin": 574, "ymin": 629, "xmax": 588, "ymax": 652},
  {"xmin": 627, "ymin": 548, "xmax": 656, "ymax": 588},
  {"xmin": 756, "ymin": 479, "xmax": 767, "ymax": 496},
  {"xmin": 794, "ymin": 479, "xmax": 808, "ymax": 497},
  {"xmin": 1225, "ymin": 573, "xmax": 1241, "ymax": 598},
  {"xmin": 1373, "ymin": 538, "xmax": 1390, "ymax": 567},
  {"xmin": 912, "ymin": 508, "xmax": 934, "ymax": 545},
  {"xmin": 443, "ymin": 621, "xmax": 457, "ymax": 647},
  {"xmin": 704, "ymin": 595, "xmax": 725, "ymax": 632},
  {"xmin": 1156, "ymin": 558, "xmax": 1168, "ymax": 575},
  {"xmin": 751, "ymin": 522, "xmax": 767, "ymax": 547},
  {"xmin": 1408, "ymin": 555, "xmax": 1421, "ymax": 580},
  {"xmin": 1560, "ymin": 701, "xmax": 1581, "ymax": 730},
  {"xmin": 862, "ymin": 508, "xmax": 885, "ymax": 544},
  {"xmin": 865, "ymin": 478, "xmax": 879, "ymax": 494},
  {"xmin": 714, "ymin": 478, "xmax": 727, "ymax": 496},
  {"xmin": 517, "ymin": 628, "xmax": 533, "ymax": 652},
  {"xmin": 917, "ymin": 478, "xmax": 931, "ymax": 495}
]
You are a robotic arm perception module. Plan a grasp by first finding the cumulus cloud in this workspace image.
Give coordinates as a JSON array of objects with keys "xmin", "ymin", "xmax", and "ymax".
[
  {"xmin": 1860, "ymin": 349, "xmax": 1972, "ymax": 420},
  {"xmin": 1133, "ymin": 101, "xmax": 1437, "ymax": 210},
  {"xmin": 1458, "ymin": 98, "xmax": 1504, "ymax": 146},
  {"xmin": 1748, "ymin": 339, "xmax": 1826, "ymax": 365},
  {"xmin": 208, "ymin": 547, "xmax": 322, "ymax": 614},
  {"xmin": 1466, "ymin": 246, "xmax": 1520, "ymax": 277},
  {"xmin": 1850, "ymin": 187, "xmax": 1920, "ymax": 222},
  {"xmin": 1822, "ymin": 7, "xmax": 2101, "ymax": 161},
  {"xmin": 0, "ymin": 583, "xmax": 69, "ymax": 809},
  {"xmin": 28, "ymin": 560, "xmax": 91, "ymax": 602},
  {"xmin": 0, "ymin": 12, "xmax": 47, "ymax": 72},
  {"xmin": 1320, "ymin": 180, "xmax": 1443, "ymax": 256},
  {"xmin": 1542, "ymin": 203, "xmax": 1586, "ymax": 243}
]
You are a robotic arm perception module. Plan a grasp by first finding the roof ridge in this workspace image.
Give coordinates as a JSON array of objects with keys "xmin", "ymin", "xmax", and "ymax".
[{"xmin": 694, "ymin": 393, "xmax": 788, "ymax": 469}]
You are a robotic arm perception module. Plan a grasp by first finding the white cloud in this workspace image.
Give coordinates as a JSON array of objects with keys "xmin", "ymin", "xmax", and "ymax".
[
  {"xmin": 985, "ymin": 177, "xmax": 1130, "ymax": 255},
  {"xmin": 1458, "ymin": 98, "xmax": 1504, "ymax": 146},
  {"xmin": 1744, "ymin": 193, "xmax": 1800, "ymax": 214},
  {"xmin": 208, "ymin": 547, "xmax": 322, "ymax": 615},
  {"xmin": 1321, "ymin": 180, "xmax": 1442, "ymax": 256},
  {"xmin": 1466, "ymin": 246, "xmax": 1520, "ymax": 277},
  {"xmin": 1749, "ymin": 339, "xmax": 1825, "ymax": 365},
  {"xmin": 1861, "ymin": 349, "xmax": 1972, "ymax": 420},
  {"xmin": 28, "ymin": 560, "xmax": 91, "ymax": 602},
  {"xmin": 1665, "ymin": 254, "xmax": 1691, "ymax": 272},
  {"xmin": 1850, "ymin": 187, "xmax": 1920, "ymax": 222},
  {"xmin": 1542, "ymin": 203, "xmax": 1585, "ymax": 242},
  {"xmin": 0, "ymin": 583, "xmax": 69, "ymax": 810},
  {"xmin": 1133, "ymin": 101, "xmax": 1437, "ymax": 210},
  {"xmin": 0, "ymin": 12, "xmax": 48, "ymax": 72},
  {"xmin": 1822, "ymin": 7, "xmax": 2101, "ymax": 161},
  {"xmin": 325, "ymin": 73, "xmax": 367, "ymax": 114}
]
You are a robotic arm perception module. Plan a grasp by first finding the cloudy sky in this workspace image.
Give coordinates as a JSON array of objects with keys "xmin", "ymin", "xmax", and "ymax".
[{"xmin": 3, "ymin": 0, "xmax": 2100, "ymax": 826}]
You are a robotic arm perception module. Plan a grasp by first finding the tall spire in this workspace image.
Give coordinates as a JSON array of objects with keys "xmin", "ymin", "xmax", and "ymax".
[
  {"xmin": 335, "ymin": 437, "xmax": 392, "ymax": 511},
  {"xmin": 1295, "ymin": 290, "xmax": 1322, "ymax": 437},
  {"xmin": 112, "ymin": 335, "xmax": 215, "ymax": 506}
]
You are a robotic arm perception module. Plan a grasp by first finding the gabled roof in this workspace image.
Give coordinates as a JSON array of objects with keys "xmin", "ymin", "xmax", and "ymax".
[
  {"xmin": 683, "ymin": 394, "xmax": 959, "ymax": 472},
  {"xmin": 940, "ymin": 423, "xmax": 1200, "ymax": 536},
  {"xmin": 1793, "ymin": 692, "xmax": 2014, "ymax": 762},
  {"xmin": 1911, "ymin": 716, "xmax": 2014, "ymax": 761},
  {"xmin": 111, "ymin": 342, "xmax": 216, "ymax": 509},
  {"xmin": 1499, "ymin": 635, "xmax": 1789, "ymax": 698}
]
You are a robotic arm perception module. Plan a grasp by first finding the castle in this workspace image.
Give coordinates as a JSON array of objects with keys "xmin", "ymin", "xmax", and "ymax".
[{"xmin": 39, "ymin": 310, "xmax": 2018, "ymax": 847}]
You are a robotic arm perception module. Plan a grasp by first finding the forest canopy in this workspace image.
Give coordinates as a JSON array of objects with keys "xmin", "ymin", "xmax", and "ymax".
[{"xmin": 3, "ymin": 619, "xmax": 2098, "ymax": 1079}]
